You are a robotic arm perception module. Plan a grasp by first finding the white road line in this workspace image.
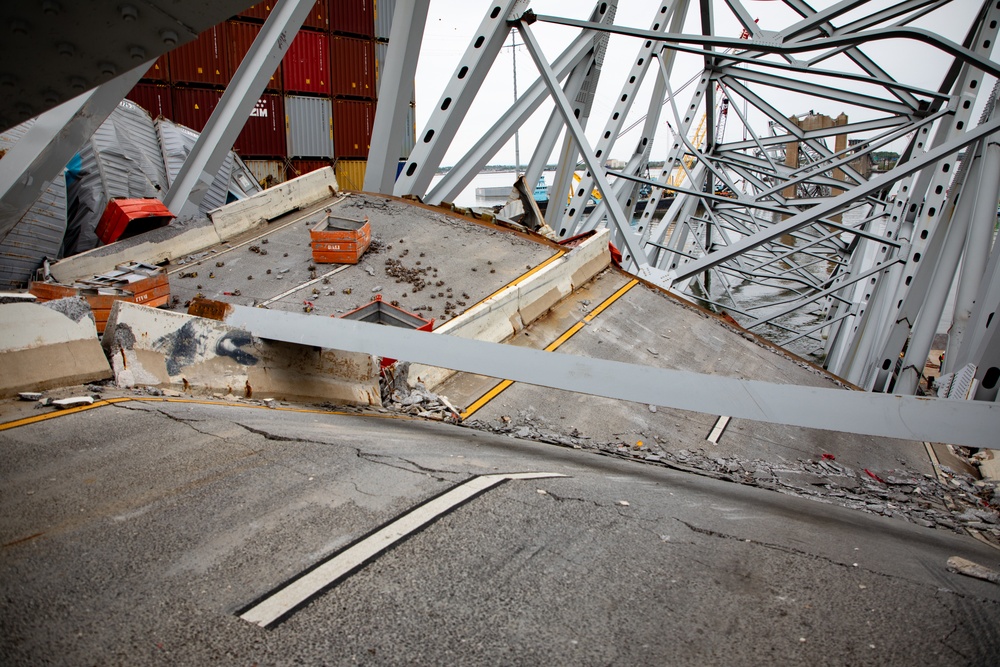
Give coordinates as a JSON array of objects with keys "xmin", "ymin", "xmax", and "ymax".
[
  {"xmin": 239, "ymin": 472, "xmax": 566, "ymax": 628},
  {"xmin": 259, "ymin": 265, "xmax": 349, "ymax": 306},
  {"xmin": 707, "ymin": 416, "xmax": 731, "ymax": 444}
]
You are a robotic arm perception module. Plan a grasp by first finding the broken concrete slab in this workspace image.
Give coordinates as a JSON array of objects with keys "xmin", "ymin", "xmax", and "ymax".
[
  {"xmin": 103, "ymin": 300, "xmax": 381, "ymax": 406},
  {"xmin": 0, "ymin": 298, "xmax": 112, "ymax": 398}
]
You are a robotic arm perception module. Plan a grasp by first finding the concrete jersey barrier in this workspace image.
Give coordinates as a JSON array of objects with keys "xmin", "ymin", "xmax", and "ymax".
[
  {"xmin": 410, "ymin": 228, "xmax": 611, "ymax": 389},
  {"xmin": 0, "ymin": 297, "xmax": 112, "ymax": 397},
  {"xmin": 103, "ymin": 300, "xmax": 380, "ymax": 405},
  {"xmin": 50, "ymin": 168, "xmax": 340, "ymax": 284}
]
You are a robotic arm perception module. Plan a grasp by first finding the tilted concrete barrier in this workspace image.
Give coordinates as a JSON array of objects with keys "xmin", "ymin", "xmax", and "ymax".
[
  {"xmin": 103, "ymin": 301, "xmax": 380, "ymax": 405},
  {"xmin": 0, "ymin": 297, "xmax": 112, "ymax": 397},
  {"xmin": 410, "ymin": 228, "xmax": 611, "ymax": 389},
  {"xmin": 209, "ymin": 166, "xmax": 339, "ymax": 239},
  {"xmin": 50, "ymin": 217, "xmax": 222, "ymax": 283},
  {"xmin": 51, "ymin": 168, "xmax": 340, "ymax": 284}
]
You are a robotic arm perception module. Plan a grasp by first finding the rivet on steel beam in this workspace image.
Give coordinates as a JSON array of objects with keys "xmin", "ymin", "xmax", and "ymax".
[
  {"xmin": 69, "ymin": 76, "xmax": 87, "ymax": 91},
  {"xmin": 129, "ymin": 46, "xmax": 146, "ymax": 61},
  {"xmin": 0, "ymin": 74, "xmax": 16, "ymax": 88},
  {"xmin": 57, "ymin": 42, "xmax": 76, "ymax": 57},
  {"xmin": 10, "ymin": 20, "xmax": 29, "ymax": 36},
  {"xmin": 160, "ymin": 29, "xmax": 178, "ymax": 47},
  {"xmin": 43, "ymin": 90, "xmax": 59, "ymax": 105},
  {"xmin": 99, "ymin": 62, "xmax": 118, "ymax": 77},
  {"xmin": 120, "ymin": 5, "xmax": 139, "ymax": 22},
  {"xmin": 42, "ymin": 1, "xmax": 62, "ymax": 16},
  {"xmin": 15, "ymin": 103, "xmax": 33, "ymax": 118}
]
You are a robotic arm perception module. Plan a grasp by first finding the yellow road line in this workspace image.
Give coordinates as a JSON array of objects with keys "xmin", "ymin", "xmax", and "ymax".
[
  {"xmin": 0, "ymin": 397, "xmax": 133, "ymax": 431},
  {"xmin": 0, "ymin": 396, "xmax": 406, "ymax": 432},
  {"xmin": 461, "ymin": 279, "xmax": 640, "ymax": 420}
]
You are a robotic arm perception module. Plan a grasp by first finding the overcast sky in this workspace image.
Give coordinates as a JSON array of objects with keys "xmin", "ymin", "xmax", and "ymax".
[{"xmin": 411, "ymin": 0, "xmax": 991, "ymax": 167}]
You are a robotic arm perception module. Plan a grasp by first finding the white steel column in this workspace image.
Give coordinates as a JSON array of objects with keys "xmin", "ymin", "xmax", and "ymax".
[
  {"xmin": 163, "ymin": 0, "xmax": 313, "ymax": 217},
  {"xmin": 394, "ymin": 0, "xmax": 529, "ymax": 198},
  {"xmin": 364, "ymin": 0, "xmax": 429, "ymax": 194},
  {"xmin": 0, "ymin": 63, "xmax": 149, "ymax": 242}
]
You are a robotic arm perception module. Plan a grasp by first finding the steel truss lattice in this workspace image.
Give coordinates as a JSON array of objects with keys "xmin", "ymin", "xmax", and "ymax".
[{"xmin": 383, "ymin": 0, "xmax": 1000, "ymax": 400}]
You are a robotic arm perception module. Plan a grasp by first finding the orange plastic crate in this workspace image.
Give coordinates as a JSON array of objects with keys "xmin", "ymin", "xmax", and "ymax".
[{"xmin": 310, "ymin": 213, "xmax": 371, "ymax": 264}]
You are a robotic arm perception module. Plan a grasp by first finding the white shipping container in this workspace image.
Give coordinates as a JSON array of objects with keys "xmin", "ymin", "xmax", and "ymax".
[
  {"xmin": 286, "ymin": 95, "xmax": 335, "ymax": 159},
  {"xmin": 244, "ymin": 160, "xmax": 286, "ymax": 188},
  {"xmin": 374, "ymin": 0, "xmax": 396, "ymax": 41}
]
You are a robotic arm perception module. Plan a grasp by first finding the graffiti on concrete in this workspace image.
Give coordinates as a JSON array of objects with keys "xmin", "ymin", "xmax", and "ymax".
[
  {"xmin": 216, "ymin": 330, "xmax": 259, "ymax": 366},
  {"xmin": 155, "ymin": 320, "xmax": 259, "ymax": 376}
]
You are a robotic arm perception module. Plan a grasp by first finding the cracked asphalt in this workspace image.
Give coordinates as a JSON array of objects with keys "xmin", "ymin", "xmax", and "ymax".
[{"xmin": 2, "ymin": 399, "xmax": 999, "ymax": 665}]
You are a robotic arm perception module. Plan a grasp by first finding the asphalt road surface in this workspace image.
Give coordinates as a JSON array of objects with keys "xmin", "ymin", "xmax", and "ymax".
[{"xmin": 2, "ymin": 398, "xmax": 998, "ymax": 665}]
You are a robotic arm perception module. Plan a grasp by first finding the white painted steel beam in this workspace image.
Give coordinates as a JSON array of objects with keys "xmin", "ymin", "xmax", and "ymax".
[
  {"xmin": 365, "ymin": 0, "xmax": 429, "ymax": 195},
  {"xmin": 394, "ymin": 0, "xmax": 529, "ymax": 198},
  {"xmin": 163, "ymin": 0, "xmax": 314, "ymax": 218},
  {"xmin": 0, "ymin": 64, "xmax": 148, "ymax": 243},
  {"xmin": 218, "ymin": 303, "xmax": 999, "ymax": 448}
]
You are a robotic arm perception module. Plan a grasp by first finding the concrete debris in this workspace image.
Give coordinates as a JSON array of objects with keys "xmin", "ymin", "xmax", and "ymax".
[
  {"xmin": 462, "ymin": 417, "xmax": 1000, "ymax": 545},
  {"xmin": 380, "ymin": 365, "xmax": 459, "ymax": 422},
  {"xmin": 18, "ymin": 392, "xmax": 42, "ymax": 401},
  {"xmin": 947, "ymin": 556, "xmax": 1000, "ymax": 584},
  {"xmin": 52, "ymin": 396, "xmax": 95, "ymax": 409}
]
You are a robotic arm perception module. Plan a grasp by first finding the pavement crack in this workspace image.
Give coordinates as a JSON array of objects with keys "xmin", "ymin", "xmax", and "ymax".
[
  {"xmin": 675, "ymin": 518, "xmax": 1000, "ymax": 603},
  {"xmin": 937, "ymin": 622, "xmax": 968, "ymax": 661},
  {"xmin": 356, "ymin": 451, "xmax": 461, "ymax": 482},
  {"xmin": 238, "ymin": 423, "xmax": 310, "ymax": 443}
]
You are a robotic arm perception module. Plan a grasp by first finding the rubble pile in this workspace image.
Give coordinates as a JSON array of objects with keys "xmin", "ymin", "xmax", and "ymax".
[
  {"xmin": 384, "ymin": 385, "xmax": 460, "ymax": 422},
  {"xmin": 465, "ymin": 413, "xmax": 1000, "ymax": 545},
  {"xmin": 380, "ymin": 363, "xmax": 460, "ymax": 422}
]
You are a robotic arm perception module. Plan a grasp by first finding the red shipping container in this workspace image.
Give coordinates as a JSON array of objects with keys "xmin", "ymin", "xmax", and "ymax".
[
  {"xmin": 172, "ymin": 88, "xmax": 222, "ymax": 132},
  {"xmin": 289, "ymin": 159, "xmax": 333, "ymax": 178},
  {"xmin": 234, "ymin": 1, "xmax": 325, "ymax": 29},
  {"xmin": 333, "ymin": 99, "xmax": 374, "ymax": 158},
  {"xmin": 95, "ymin": 199, "xmax": 175, "ymax": 245},
  {"xmin": 235, "ymin": 94, "xmax": 287, "ymax": 158},
  {"xmin": 302, "ymin": 0, "xmax": 329, "ymax": 31},
  {"xmin": 142, "ymin": 55, "xmax": 169, "ymax": 83},
  {"xmin": 227, "ymin": 21, "xmax": 282, "ymax": 91},
  {"xmin": 330, "ymin": 35, "xmax": 375, "ymax": 99},
  {"xmin": 331, "ymin": 0, "xmax": 374, "ymax": 38},
  {"xmin": 169, "ymin": 23, "xmax": 230, "ymax": 86},
  {"xmin": 126, "ymin": 84, "xmax": 173, "ymax": 119},
  {"xmin": 283, "ymin": 31, "xmax": 329, "ymax": 95},
  {"xmin": 234, "ymin": 3, "xmax": 271, "ymax": 22}
]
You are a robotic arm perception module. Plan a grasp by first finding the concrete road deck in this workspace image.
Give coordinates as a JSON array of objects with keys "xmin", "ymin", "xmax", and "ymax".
[
  {"xmin": 1, "ymin": 399, "xmax": 998, "ymax": 665},
  {"xmin": 436, "ymin": 267, "xmax": 933, "ymax": 475},
  {"xmin": 164, "ymin": 193, "xmax": 557, "ymax": 325}
]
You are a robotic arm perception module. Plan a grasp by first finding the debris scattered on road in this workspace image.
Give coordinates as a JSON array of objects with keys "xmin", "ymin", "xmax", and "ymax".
[
  {"xmin": 18, "ymin": 392, "xmax": 42, "ymax": 401},
  {"xmin": 463, "ymin": 414, "xmax": 1000, "ymax": 545},
  {"xmin": 52, "ymin": 396, "xmax": 95, "ymax": 409},
  {"xmin": 947, "ymin": 556, "xmax": 1000, "ymax": 584}
]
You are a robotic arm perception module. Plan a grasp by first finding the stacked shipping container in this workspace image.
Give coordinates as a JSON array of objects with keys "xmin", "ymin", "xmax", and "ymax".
[{"xmin": 126, "ymin": 0, "xmax": 409, "ymax": 188}]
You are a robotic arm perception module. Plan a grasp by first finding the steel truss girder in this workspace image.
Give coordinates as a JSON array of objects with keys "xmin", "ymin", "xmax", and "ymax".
[
  {"xmin": 517, "ymin": 18, "xmax": 666, "ymax": 284},
  {"xmin": 532, "ymin": 14, "xmax": 1000, "ymax": 80},
  {"xmin": 559, "ymin": 1, "xmax": 681, "ymax": 238},
  {"xmin": 394, "ymin": 0, "xmax": 531, "ymax": 198},
  {"xmin": 424, "ymin": 6, "xmax": 607, "ymax": 206},
  {"xmin": 866, "ymin": 4, "xmax": 1000, "ymax": 392},
  {"xmin": 220, "ymin": 303, "xmax": 1000, "ymax": 448},
  {"xmin": 163, "ymin": 0, "xmax": 313, "ymax": 217},
  {"xmin": 668, "ymin": 116, "xmax": 1000, "ymax": 285},
  {"xmin": 365, "ymin": 0, "xmax": 429, "ymax": 195}
]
